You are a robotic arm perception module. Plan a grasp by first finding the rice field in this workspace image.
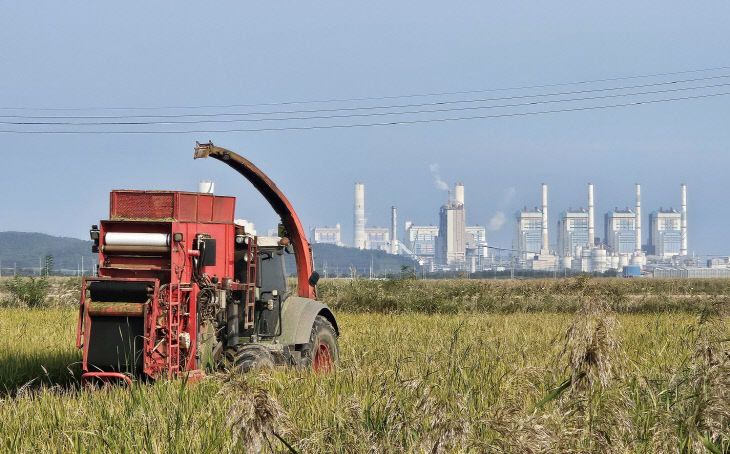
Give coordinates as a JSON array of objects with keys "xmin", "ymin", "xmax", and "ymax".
[{"xmin": 1, "ymin": 278, "xmax": 729, "ymax": 452}]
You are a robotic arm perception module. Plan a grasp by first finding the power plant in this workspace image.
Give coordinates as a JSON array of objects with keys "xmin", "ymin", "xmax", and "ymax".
[
  {"xmin": 309, "ymin": 182, "xmax": 487, "ymax": 271},
  {"xmin": 515, "ymin": 182, "xmax": 690, "ymax": 274},
  {"xmin": 308, "ymin": 178, "xmax": 700, "ymax": 276}
]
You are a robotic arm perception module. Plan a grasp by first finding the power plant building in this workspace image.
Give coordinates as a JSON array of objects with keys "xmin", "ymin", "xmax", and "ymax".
[
  {"xmin": 649, "ymin": 209, "xmax": 682, "ymax": 258},
  {"xmin": 310, "ymin": 224, "xmax": 342, "ymax": 246},
  {"xmin": 514, "ymin": 209, "xmax": 543, "ymax": 261},
  {"xmin": 507, "ymin": 182, "xmax": 688, "ymax": 271},
  {"xmin": 466, "ymin": 226, "xmax": 486, "ymax": 248},
  {"xmin": 364, "ymin": 227, "xmax": 390, "ymax": 251},
  {"xmin": 557, "ymin": 209, "xmax": 590, "ymax": 257},
  {"xmin": 604, "ymin": 209, "xmax": 637, "ymax": 254},
  {"xmin": 405, "ymin": 224, "xmax": 439, "ymax": 256},
  {"xmin": 435, "ymin": 191, "xmax": 466, "ymax": 267}
]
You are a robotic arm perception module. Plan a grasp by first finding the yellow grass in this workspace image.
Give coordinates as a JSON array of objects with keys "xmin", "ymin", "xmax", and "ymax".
[{"xmin": 1, "ymin": 304, "xmax": 728, "ymax": 452}]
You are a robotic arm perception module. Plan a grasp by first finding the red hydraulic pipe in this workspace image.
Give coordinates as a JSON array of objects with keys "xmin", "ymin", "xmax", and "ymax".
[{"xmin": 193, "ymin": 142, "xmax": 316, "ymax": 299}]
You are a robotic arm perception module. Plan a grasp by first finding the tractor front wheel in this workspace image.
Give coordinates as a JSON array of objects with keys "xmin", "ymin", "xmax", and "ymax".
[
  {"xmin": 224, "ymin": 343, "xmax": 275, "ymax": 373},
  {"xmin": 301, "ymin": 315, "xmax": 339, "ymax": 373}
]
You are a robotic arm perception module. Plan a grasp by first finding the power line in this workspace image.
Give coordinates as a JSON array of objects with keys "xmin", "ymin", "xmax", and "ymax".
[
  {"xmin": 3, "ymin": 74, "xmax": 728, "ymax": 121},
  {"xmin": 1, "ymin": 65, "xmax": 729, "ymax": 112},
  {"xmin": 1, "ymin": 90, "xmax": 727, "ymax": 134},
  {"xmin": 487, "ymin": 245, "xmax": 539, "ymax": 254},
  {"xmin": 4, "ymin": 81, "xmax": 729, "ymax": 126}
]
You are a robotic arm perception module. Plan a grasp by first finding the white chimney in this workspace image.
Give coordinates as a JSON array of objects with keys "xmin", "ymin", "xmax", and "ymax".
[
  {"xmin": 198, "ymin": 180, "xmax": 214, "ymax": 194},
  {"xmin": 588, "ymin": 183, "xmax": 594, "ymax": 247},
  {"xmin": 454, "ymin": 183, "xmax": 465, "ymax": 206},
  {"xmin": 354, "ymin": 183, "xmax": 366, "ymax": 249},
  {"xmin": 635, "ymin": 184, "xmax": 642, "ymax": 252},
  {"xmin": 681, "ymin": 184, "xmax": 687, "ymax": 255},
  {"xmin": 541, "ymin": 183, "xmax": 548, "ymax": 253},
  {"xmin": 391, "ymin": 206, "xmax": 398, "ymax": 255}
]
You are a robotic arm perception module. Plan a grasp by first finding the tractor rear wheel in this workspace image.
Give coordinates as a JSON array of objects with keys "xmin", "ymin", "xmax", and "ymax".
[
  {"xmin": 301, "ymin": 315, "xmax": 339, "ymax": 373},
  {"xmin": 224, "ymin": 343, "xmax": 275, "ymax": 373}
]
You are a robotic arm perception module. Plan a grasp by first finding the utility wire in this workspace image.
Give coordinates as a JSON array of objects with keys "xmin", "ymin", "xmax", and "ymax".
[
  {"xmin": 486, "ymin": 245, "xmax": 539, "ymax": 254},
  {"xmin": 5, "ymin": 81, "xmax": 729, "ymax": 126},
  {"xmin": 2, "ymin": 74, "xmax": 729, "ymax": 120},
  {"xmin": 1, "ymin": 90, "xmax": 728, "ymax": 134},
  {"xmin": 1, "ymin": 65, "xmax": 729, "ymax": 112}
]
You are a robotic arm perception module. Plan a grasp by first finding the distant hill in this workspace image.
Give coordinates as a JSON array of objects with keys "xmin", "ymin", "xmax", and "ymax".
[
  {"xmin": 0, "ymin": 232, "xmax": 416, "ymax": 277},
  {"xmin": 0, "ymin": 231, "xmax": 96, "ymax": 272},
  {"xmin": 307, "ymin": 243, "xmax": 417, "ymax": 277}
]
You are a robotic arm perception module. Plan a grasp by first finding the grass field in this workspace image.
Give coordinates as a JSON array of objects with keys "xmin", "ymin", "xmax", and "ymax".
[{"xmin": 1, "ymin": 278, "xmax": 729, "ymax": 452}]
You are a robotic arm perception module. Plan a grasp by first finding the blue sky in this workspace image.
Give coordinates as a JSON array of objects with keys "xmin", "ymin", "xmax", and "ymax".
[{"xmin": 1, "ymin": 2, "xmax": 729, "ymax": 255}]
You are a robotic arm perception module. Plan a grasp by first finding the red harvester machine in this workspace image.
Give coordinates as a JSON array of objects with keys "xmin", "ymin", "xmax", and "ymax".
[{"xmin": 77, "ymin": 142, "xmax": 338, "ymax": 384}]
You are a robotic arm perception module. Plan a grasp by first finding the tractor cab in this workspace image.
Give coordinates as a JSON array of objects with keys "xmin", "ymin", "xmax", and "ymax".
[{"xmin": 235, "ymin": 233, "xmax": 290, "ymax": 340}]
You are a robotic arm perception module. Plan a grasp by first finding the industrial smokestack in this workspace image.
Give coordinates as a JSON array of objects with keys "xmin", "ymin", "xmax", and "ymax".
[
  {"xmin": 354, "ymin": 183, "xmax": 366, "ymax": 249},
  {"xmin": 635, "ymin": 184, "xmax": 642, "ymax": 252},
  {"xmin": 454, "ymin": 183, "xmax": 465, "ymax": 206},
  {"xmin": 391, "ymin": 206, "xmax": 398, "ymax": 254},
  {"xmin": 588, "ymin": 183, "xmax": 594, "ymax": 247},
  {"xmin": 541, "ymin": 183, "xmax": 548, "ymax": 253},
  {"xmin": 681, "ymin": 183, "xmax": 687, "ymax": 255}
]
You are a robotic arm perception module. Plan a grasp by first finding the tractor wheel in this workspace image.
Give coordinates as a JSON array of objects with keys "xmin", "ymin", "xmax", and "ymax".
[
  {"xmin": 301, "ymin": 315, "xmax": 339, "ymax": 373},
  {"xmin": 224, "ymin": 343, "xmax": 275, "ymax": 373}
]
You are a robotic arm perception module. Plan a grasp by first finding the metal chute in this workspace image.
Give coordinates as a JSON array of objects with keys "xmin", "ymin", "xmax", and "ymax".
[{"xmin": 194, "ymin": 141, "xmax": 316, "ymax": 299}]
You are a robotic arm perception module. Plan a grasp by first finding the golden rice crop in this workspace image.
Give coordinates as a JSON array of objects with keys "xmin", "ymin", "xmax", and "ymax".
[{"xmin": 1, "ymin": 278, "xmax": 729, "ymax": 452}]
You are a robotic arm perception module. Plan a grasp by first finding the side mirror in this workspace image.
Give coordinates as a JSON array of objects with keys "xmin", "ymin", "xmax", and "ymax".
[{"xmin": 308, "ymin": 271, "xmax": 320, "ymax": 287}]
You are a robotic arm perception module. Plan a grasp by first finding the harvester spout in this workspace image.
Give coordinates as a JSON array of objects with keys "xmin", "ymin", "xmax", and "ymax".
[{"xmin": 193, "ymin": 141, "xmax": 316, "ymax": 299}]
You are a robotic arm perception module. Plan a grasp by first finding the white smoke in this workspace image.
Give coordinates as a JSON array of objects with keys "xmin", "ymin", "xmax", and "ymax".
[
  {"xmin": 428, "ymin": 164, "xmax": 449, "ymax": 191},
  {"xmin": 484, "ymin": 187, "xmax": 516, "ymax": 231},
  {"xmin": 487, "ymin": 211, "xmax": 506, "ymax": 231}
]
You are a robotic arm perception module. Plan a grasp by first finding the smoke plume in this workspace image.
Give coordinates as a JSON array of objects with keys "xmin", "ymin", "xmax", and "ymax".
[
  {"xmin": 429, "ymin": 164, "xmax": 449, "ymax": 191},
  {"xmin": 488, "ymin": 211, "xmax": 506, "ymax": 231}
]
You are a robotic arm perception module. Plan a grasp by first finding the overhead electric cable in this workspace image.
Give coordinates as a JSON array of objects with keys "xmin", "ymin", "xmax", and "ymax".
[
  {"xmin": 486, "ymin": 245, "xmax": 539, "ymax": 254},
  {"xmin": 1, "ymin": 65, "xmax": 729, "ymax": 112},
  {"xmin": 1, "ymin": 90, "xmax": 728, "ymax": 134},
  {"xmin": 4, "ymin": 81, "xmax": 728, "ymax": 126},
  {"xmin": 2, "ymin": 74, "xmax": 729, "ymax": 121}
]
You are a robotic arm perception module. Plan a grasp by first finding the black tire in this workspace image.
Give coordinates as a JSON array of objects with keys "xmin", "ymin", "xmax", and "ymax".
[
  {"xmin": 224, "ymin": 343, "xmax": 275, "ymax": 373},
  {"xmin": 301, "ymin": 315, "xmax": 339, "ymax": 372}
]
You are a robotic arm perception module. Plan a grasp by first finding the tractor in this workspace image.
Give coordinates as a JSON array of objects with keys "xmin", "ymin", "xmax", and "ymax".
[{"xmin": 76, "ymin": 142, "xmax": 338, "ymax": 383}]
